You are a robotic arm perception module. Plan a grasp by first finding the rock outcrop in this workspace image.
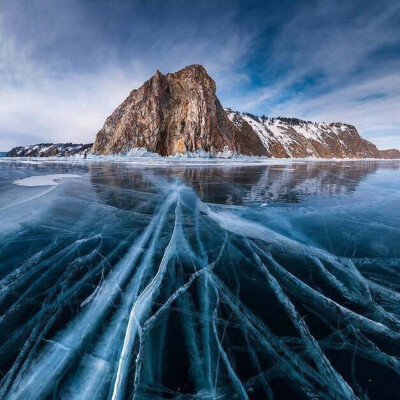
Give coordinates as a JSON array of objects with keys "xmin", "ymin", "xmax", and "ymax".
[
  {"xmin": 6, "ymin": 65, "xmax": 399, "ymax": 159},
  {"xmin": 93, "ymin": 64, "xmax": 399, "ymax": 158},
  {"xmin": 6, "ymin": 143, "xmax": 93, "ymax": 157},
  {"xmin": 226, "ymin": 111, "xmax": 395, "ymax": 159},
  {"xmin": 92, "ymin": 65, "xmax": 267, "ymax": 156},
  {"xmin": 378, "ymin": 149, "xmax": 400, "ymax": 159}
]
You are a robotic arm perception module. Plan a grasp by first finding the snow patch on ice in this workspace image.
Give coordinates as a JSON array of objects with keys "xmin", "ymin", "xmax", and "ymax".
[
  {"xmin": 18, "ymin": 160, "xmax": 44, "ymax": 165},
  {"xmin": 13, "ymin": 174, "xmax": 82, "ymax": 187}
]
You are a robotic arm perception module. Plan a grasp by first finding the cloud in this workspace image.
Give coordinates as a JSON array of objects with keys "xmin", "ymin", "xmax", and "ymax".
[
  {"xmin": 224, "ymin": 0, "xmax": 400, "ymax": 149},
  {"xmin": 266, "ymin": 71, "xmax": 400, "ymax": 147},
  {"xmin": 0, "ymin": 69, "xmax": 144, "ymax": 149},
  {"xmin": 0, "ymin": 0, "xmax": 399, "ymax": 151},
  {"xmin": 0, "ymin": 0, "xmax": 256, "ymax": 150}
]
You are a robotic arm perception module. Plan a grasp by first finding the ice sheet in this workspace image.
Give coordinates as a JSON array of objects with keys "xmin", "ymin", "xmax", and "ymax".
[{"xmin": 0, "ymin": 160, "xmax": 399, "ymax": 400}]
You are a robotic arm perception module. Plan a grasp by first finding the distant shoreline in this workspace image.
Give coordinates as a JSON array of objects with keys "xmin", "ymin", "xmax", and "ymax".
[{"xmin": 2, "ymin": 156, "xmax": 400, "ymax": 164}]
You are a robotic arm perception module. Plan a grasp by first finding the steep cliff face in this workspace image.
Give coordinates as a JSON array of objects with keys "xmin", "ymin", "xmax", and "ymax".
[
  {"xmin": 93, "ymin": 64, "xmax": 399, "ymax": 159},
  {"xmin": 93, "ymin": 65, "xmax": 267, "ymax": 156},
  {"xmin": 226, "ymin": 110, "xmax": 393, "ymax": 158}
]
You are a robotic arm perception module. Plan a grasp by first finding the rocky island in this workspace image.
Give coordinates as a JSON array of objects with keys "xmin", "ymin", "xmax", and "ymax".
[{"xmin": 7, "ymin": 65, "xmax": 400, "ymax": 159}]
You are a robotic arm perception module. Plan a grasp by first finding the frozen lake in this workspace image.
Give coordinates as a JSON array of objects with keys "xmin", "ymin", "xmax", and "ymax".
[{"xmin": 0, "ymin": 159, "xmax": 399, "ymax": 399}]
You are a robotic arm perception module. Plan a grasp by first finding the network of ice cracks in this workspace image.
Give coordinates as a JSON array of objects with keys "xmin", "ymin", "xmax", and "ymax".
[{"xmin": 0, "ymin": 168, "xmax": 399, "ymax": 400}]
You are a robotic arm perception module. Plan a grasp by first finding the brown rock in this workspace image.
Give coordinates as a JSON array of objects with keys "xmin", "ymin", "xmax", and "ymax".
[
  {"xmin": 92, "ymin": 64, "xmax": 399, "ymax": 159},
  {"xmin": 378, "ymin": 149, "xmax": 400, "ymax": 159},
  {"xmin": 93, "ymin": 65, "xmax": 267, "ymax": 156},
  {"xmin": 226, "ymin": 111, "xmax": 393, "ymax": 159}
]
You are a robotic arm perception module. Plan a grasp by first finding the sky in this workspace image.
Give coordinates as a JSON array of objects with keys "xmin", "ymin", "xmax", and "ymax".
[{"xmin": 0, "ymin": 0, "xmax": 399, "ymax": 151}]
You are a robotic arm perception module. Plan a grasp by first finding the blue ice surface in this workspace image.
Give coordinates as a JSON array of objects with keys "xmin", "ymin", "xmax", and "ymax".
[{"xmin": 0, "ymin": 158, "xmax": 399, "ymax": 400}]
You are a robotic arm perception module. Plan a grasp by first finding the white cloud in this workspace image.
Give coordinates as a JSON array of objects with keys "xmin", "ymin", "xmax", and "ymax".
[
  {"xmin": 225, "ymin": 0, "xmax": 400, "ymax": 149},
  {"xmin": 0, "ymin": 1, "xmax": 256, "ymax": 151},
  {"xmin": 0, "ymin": 0, "xmax": 399, "ymax": 151}
]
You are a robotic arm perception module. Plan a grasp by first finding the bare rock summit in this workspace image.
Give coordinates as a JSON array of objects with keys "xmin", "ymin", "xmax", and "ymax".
[
  {"xmin": 92, "ymin": 65, "xmax": 267, "ymax": 156},
  {"xmin": 90, "ymin": 64, "xmax": 400, "ymax": 159}
]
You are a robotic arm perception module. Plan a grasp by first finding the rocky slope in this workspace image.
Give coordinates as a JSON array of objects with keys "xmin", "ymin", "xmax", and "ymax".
[
  {"xmin": 226, "ymin": 111, "xmax": 397, "ymax": 159},
  {"xmin": 378, "ymin": 148, "xmax": 400, "ymax": 159},
  {"xmin": 6, "ymin": 143, "xmax": 93, "ymax": 157},
  {"xmin": 92, "ymin": 65, "xmax": 266, "ymax": 156},
  {"xmin": 6, "ymin": 65, "xmax": 399, "ymax": 159},
  {"xmin": 92, "ymin": 64, "xmax": 399, "ymax": 159}
]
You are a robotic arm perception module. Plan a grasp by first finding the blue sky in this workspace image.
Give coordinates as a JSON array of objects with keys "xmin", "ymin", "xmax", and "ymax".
[{"xmin": 0, "ymin": 0, "xmax": 399, "ymax": 151}]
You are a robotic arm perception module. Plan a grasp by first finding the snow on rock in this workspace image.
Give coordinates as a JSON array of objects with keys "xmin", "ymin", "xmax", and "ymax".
[
  {"xmin": 7, "ymin": 143, "xmax": 93, "ymax": 158},
  {"xmin": 224, "ymin": 109, "xmax": 398, "ymax": 159}
]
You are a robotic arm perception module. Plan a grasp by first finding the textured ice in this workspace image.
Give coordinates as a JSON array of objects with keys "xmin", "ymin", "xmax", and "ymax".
[{"xmin": 0, "ymin": 159, "xmax": 399, "ymax": 399}]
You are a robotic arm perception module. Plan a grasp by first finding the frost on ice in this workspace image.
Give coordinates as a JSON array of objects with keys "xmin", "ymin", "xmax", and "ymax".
[{"xmin": 0, "ymin": 160, "xmax": 399, "ymax": 399}]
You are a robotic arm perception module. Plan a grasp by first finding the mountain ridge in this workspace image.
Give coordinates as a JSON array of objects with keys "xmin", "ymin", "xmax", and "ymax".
[
  {"xmin": 5, "ymin": 65, "xmax": 400, "ymax": 159},
  {"xmin": 6, "ymin": 143, "xmax": 92, "ymax": 158},
  {"xmin": 225, "ymin": 109, "xmax": 399, "ymax": 159},
  {"xmin": 91, "ymin": 64, "xmax": 399, "ymax": 159}
]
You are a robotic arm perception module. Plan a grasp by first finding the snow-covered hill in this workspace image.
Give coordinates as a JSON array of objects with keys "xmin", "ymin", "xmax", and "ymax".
[
  {"xmin": 226, "ymin": 109, "xmax": 399, "ymax": 158},
  {"xmin": 6, "ymin": 143, "xmax": 93, "ymax": 157}
]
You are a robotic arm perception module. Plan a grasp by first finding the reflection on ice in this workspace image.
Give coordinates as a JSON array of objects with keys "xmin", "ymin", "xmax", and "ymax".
[{"xmin": 0, "ymin": 160, "xmax": 399, "ymax": 399}]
